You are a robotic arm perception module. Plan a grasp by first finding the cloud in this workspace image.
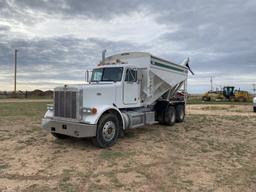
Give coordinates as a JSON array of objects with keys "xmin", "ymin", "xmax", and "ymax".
[
  {"xmin": 147, "ymin": 0, "xmax": 256, "ymax": 92},
  {"xmin": 0, "ymin": 34, "xmax": 140, "ymax": 90},
  {"xmin": 1, "ymin": 0, "xmax": 144, "ymax": 22}
]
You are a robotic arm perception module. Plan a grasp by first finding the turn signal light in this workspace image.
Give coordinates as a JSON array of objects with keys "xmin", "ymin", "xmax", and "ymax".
[
  {"xmin": 82, "ymin": 107, "xmax": 97, "ymax": 114},
  {"xmin": 91, "ymin": 107, "xmax": 97, "ymax": 114}
]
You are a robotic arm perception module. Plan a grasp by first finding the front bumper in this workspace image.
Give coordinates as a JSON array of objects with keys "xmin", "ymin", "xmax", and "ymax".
[{"xmin": 41, "ymin": 118, "xmax": 96, "ymax": 138}]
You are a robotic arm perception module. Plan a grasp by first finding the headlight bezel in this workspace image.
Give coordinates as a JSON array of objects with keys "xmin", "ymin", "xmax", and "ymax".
[
  {"xmin": 82, "ymin": 107, "xmax": 97, "ymax": 114},
  {"xmin": 47, "ymin": 104, "xmax": 54, "ymax": 111}
]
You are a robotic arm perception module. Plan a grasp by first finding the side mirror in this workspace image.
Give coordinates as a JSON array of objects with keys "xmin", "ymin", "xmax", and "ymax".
[
  {"xmin": 85, "ymin": 70, "xmax": 92, "ymax": 83},
  {"xmin": 137, "ymin": 70, "xmax": 143, "ymax": 81}
]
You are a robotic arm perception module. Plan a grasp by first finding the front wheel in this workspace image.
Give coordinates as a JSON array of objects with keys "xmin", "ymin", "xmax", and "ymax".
[
  {"xmin": 92, "ymin": 113, "xmax": 120, "ymax": 148},
  {"xmin": 254, "ymin": 106, "xmax": 256, "ymax": 113}
]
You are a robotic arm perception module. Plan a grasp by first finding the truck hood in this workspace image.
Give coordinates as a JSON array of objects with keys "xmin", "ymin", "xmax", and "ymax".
[
  {"xmin": 54, "ymin": 82, "xmax": 122, "ymax": 108},
  {"xmin": 82, "ymin": 82, "xmax": 118, "ymax": 107},
  {"xmin": 55, "ymin": 82, "xmax": 117, "ymax": 90},
  {"xmin": 55, "ymin": 82, "xmax": 118, "ymax": 106}
]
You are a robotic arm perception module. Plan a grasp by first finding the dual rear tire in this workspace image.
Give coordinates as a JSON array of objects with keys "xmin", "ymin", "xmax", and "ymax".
[
  {"xmin": 157, "ymin": 103, "xmax": 185, "ymax": 126},
  {"xmin": 164, "ymin": 106, "xmax": 176, "ymax": 126},
  {"xmin": 176, "ymin": 104, "xmax": 185, "ymax": 123}
]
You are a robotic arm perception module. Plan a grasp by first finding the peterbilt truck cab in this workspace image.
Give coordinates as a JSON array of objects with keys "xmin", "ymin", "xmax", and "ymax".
[{"xmin": 42, "ymin": 52, "xmax": 191, "ymax": 148}]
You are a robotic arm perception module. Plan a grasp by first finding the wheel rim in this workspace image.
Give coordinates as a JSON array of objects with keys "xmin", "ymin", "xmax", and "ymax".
[
  {"xmin": 180, "ymin": 110, "xmax": 184, "ymax": 120},
  {"xmin": 171, "ymin": 111, "xmax": 175, "ymax": 122},
  {"xmin": 102, "ymin": 121, "xmax": 116, "ymax": 142}
]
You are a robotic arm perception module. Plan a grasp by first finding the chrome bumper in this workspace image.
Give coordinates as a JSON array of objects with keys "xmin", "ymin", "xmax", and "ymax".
[{"xmin": 41, "ymin": 118, "xmax": 96, "ymax": 138}]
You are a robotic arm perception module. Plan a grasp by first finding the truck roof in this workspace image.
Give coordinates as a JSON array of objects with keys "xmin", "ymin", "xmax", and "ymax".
[
  {"xmin": 105, "ymin": 52, "xmax": 150, "ymax": 60},
  {"xmin": 102, "ymin": 52, "xmax": 187, "ymax": 70}
]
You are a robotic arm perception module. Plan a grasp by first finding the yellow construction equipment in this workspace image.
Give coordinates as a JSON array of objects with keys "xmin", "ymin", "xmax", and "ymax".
[{"xmin": 202, "ymin": 86, "xmax": 250, "ymax": 102}]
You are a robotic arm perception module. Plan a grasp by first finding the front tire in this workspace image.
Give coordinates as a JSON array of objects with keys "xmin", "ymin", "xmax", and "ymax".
[
  {"xmin": 254, "ymin": 106, "xmax": 256, "ymax": 113},
  {"xmin": 92, "ymin": 113, "xmax": 120, "ymax": 148}
]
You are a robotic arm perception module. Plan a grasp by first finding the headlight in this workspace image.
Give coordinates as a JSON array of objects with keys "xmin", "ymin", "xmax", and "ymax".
[
  {"xmin": 47, "ymin": 104, "xmax": 54, "ymax": 110},
  {"xmin": 82, "ymin": 107, "xmax": 97, "ymax": 114}
]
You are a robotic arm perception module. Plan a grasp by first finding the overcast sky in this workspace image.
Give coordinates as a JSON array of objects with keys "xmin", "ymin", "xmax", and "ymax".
[{"xmin": 0, "ymin": 0, "xmax": 255, "ymax": 93}]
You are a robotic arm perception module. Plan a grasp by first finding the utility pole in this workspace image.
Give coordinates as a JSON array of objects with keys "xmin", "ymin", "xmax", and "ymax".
[
  {"xmin": 14, "ymin": 49, "xmax": 18, "ymax": 94},
  {"xmin": 210, "ymin": 76, "xmax": 213, "ymax": 91}
]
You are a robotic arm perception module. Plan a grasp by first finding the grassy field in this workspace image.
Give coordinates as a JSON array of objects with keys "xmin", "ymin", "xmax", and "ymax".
[{"xmin": 0, "ymin": 101, "xmax": 255, "ymax": 192}]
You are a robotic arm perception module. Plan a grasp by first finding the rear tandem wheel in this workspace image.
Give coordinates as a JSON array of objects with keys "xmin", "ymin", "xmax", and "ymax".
[
  {"xmin": 175, "ymin": 104, "xmax": 185, "ymax": 123},
  {"xmin": 164, "ymin": 105, "xmax": 176, "ymax": 126}
]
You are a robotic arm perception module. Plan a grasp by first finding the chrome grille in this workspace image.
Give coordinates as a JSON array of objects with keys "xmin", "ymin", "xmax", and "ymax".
[{"xmin": 54, "ymin": 91, "xmax": 77, "ymax": 119}]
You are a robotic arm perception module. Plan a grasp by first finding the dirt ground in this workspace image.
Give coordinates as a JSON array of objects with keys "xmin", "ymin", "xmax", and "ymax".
[{"xmin": 0, "ymin": 102, "xmax": 255, "ymax": 192}]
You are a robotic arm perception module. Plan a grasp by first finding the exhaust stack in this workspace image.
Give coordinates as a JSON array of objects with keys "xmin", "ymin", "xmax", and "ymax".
[{"xmin": 102, "ymin": 50, "xmax": 107, "ymax": 64}]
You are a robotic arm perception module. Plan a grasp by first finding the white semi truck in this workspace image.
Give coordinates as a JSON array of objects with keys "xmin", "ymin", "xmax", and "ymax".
[{"xmin": 42, "ymin": 52, "xmax": 193, "ymax": 148}]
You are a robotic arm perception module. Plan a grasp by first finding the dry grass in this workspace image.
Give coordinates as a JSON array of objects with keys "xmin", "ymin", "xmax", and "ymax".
[{"xmin": 0, "ymin": 101, "xmax": 255, "ymax": 191}]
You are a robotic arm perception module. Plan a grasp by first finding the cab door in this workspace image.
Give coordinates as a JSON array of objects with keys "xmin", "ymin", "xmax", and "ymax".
[{"xmin": 123, "ymin": 68, "xmax": 140, "ymax": 105}]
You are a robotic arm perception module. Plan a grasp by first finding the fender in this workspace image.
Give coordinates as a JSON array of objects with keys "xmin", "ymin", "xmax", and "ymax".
[{"xmin": 82, "ymin": 105, "xmax": 125, "ymax": 130}]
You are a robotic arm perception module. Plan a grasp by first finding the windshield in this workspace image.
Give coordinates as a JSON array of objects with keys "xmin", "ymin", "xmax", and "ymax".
[{"xmin": 91, "ymin": 67, "xmax": 123, "ymax": 82}]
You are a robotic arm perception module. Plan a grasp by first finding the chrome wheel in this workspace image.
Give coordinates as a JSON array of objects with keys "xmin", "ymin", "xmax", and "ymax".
[
  {"xmin": 164, "ymin": 106, "xmax": 176, "ymax": 126},
  {"xmin": 175, "ymin": 104, "xmax": 185, "ymax": 123},
  {"xmin": 179, "ymin": 110, "xmax": 184, "ymax": 120},
  {"xmin": 102, "ymin": 121, "xmax": 116, "ymax": 142},
  {"xmin": 93, "ymin": 113, "xmax": 120, "ymax": 148},
  {"xmin": 171, "ymin": 111, "xmax": 176, "ymax": 122}
]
